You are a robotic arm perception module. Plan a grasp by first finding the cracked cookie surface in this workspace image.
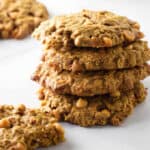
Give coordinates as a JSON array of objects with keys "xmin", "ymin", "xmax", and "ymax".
[
  {"xmin": 33, "ymin": 9, "xmax": 143, "ymax": 50},
  {"xmin": 0, "ymin": 104, "xmax": 64, "ymax": 150},
  {"xmin": 39, "ymin": 82, "xmax": 147, "ymax": 127},
  {"xmin": 0, "ymin": 0, "xmax": 49, "ymax": 39},
  {"xmin": 42, "ymin": 41, "xmax": 150, "ymax": 72},
  {"xmin": 31, "ymin": 63, "xmax": 150, "ymax": 96}
]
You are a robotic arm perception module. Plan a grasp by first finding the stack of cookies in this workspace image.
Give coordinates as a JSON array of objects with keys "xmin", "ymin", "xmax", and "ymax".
[{"xmin": 32, "ymin": 10, "xmax": 150, "ymax": 127}]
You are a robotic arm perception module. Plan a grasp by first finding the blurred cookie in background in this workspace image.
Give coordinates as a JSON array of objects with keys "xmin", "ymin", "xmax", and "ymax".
[{"xmin": 0, "ymin": 0, "xmax": 49, "ymax": 39}]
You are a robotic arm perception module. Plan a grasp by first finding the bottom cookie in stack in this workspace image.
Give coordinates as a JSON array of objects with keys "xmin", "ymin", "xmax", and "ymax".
[{"xmin": 38, "ymin": 82, "xmax": 147, "ymax": 127}]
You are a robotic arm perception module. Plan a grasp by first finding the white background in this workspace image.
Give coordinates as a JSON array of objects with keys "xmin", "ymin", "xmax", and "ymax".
[{"xmin": 0, "ymin": 0, "xmax": 150, "ymax": 150}]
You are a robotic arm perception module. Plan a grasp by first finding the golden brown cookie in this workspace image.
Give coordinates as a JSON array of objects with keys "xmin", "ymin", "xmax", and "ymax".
[
  {"xmin": 0, "ymin": 104, "xmax": 64, "ymax": 150},
  {"xmin": 33, "ymin": 9, "xmax": 143, "ymax": 50},
  {"xmin": 31, "ymin": 63, "xmax": 150, "ymax": 96},
  {"xmin": 39, "ymin": 82, "xmax": 147, "ymax": 127},
  {"xmin": 42, "ymin": 41, "xmax": 150, "ymax": 72},
  {"xmin": 0, "ymin": 0, "xmax": 49, "ymax": 39}
]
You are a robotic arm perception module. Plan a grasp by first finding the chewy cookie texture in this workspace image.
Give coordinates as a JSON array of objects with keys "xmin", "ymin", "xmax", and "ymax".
[
  {"xmin": 0, "ymin": 104, "xmax": 64, "ymax": 150},
  {"xmin": 39, "ymin": 82, "xmax": 146, "ymax": 127},
  {"xmin": 0, "ymin": 0, "xmax": 49, "ymax": 39},
  {"xmin": 33, "ymin": 9, "xmax": 144, "ymax": 50},
  {"xmin": 42, "ymin": 41, "xmax": 150, "ymax": 72},
  {"xmin": 32, "ymin": 9, "xmax": 150, "ymax": 127},
  {"xmin": 31, "ymin": 63, "xmax": 150, "ymax": 96}
]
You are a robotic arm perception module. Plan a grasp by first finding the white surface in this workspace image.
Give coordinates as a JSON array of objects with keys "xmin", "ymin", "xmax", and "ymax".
[{"xmin": 0, "ymin": 0, "xmax": 150, "ymax": 150}]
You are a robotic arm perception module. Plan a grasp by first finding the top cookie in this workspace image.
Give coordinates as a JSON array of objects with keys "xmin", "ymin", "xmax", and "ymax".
[
  {"xmin": 33, "ymin": 9, "xmax": 143, "ymax": 50},
  {"xmin": 0, "ymin": 0, "xmax": 49, "ymax": 39}
]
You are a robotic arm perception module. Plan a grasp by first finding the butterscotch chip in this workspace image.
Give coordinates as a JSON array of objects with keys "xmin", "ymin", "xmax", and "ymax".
[
  {"xmin": 33, "ymin": 9, "xmax": 143, "ymax": 50},
  {"xmin": 76, "ymin": 99, "xmax": 88, "ymax": 108},
  {"xmin": 103, "ymin": 37, "xmax": 113, "ymax": 47},
  {"xmin": 8, "ymin": 143, "xmax": 27, "ymax": 150},
  {"xmin": 31, "ymin": 63, "xmax": 150, "ymax": 96},
  {"xmin": 0, "ymin": 118, "xmax": 10, "ymax": 128},
  {"xmin": 0, "ymin": 0, "xmax": 49, "ymax": 39},
  {"xmin": 110, "ymin": 91, "xmax": 121, "ymax": 97},
  {"xmin": 16, "ymin": 104, "xmax": 26, "ymax": 113},
  {"xmin": 42, "ymin": 41, "xmax": 150, "ymax": 72},
  {"xmin": 123, "ymin": 30, "xmax": 135, "ymax": 41},
  {"xmin": 41, "ymin": 100, "xmax": 47, "ymax": 106},
  {"xmin": 52, "ymin": 110, "xmax": 61, "ymax": 121},
  {"xmin": 40, "ymin": 82, "xmax": 147, "ymax": 127},
  {"xmin": 0, "ymin": 105, "xmax": 64, "ymax": 150},
  {"xmin": 71, "ymin": 60, "xmax": 85, "ymax": 73},
  {"xmin": 132, "ymin": 23, "xmax": 140, "ymax": 29},
  {"xmin": 54, "ymin": 123, "xmax": 65, "ymax": 135}
]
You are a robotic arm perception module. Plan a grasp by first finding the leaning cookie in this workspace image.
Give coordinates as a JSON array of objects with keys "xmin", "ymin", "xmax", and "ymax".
[
  {"xmin": 39, "ymin": 82, "xmax": 147, "ymax": 127},
  {"xmin": 42, "ymin": 40, "xmax": 150, "ymax": 72},
  {"xmin": 0, "ymin": 105, "xmax": 64, "ymax": 150},
  {"xmin": 33, "ymin": 9, "xmax": 143, "ymax": 51},
  {"xmin": 31, "ymin": 63, "xmax": 150, "ymax": 96},
  {"xmin": 0, "ymin": 0, "xmax": 49, "ymax": 39}
]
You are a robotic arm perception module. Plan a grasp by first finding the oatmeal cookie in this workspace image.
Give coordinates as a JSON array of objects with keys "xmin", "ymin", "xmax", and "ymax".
[
  {"xmin": 31, "ymin": 63, "xmax": 150, "ymax": 96},
  {"xmin": 39, "ymin": 82, "xmax": 147, "ymax": 127},
  {"xmin": 42, "ymin": 41, "xmax": 150, "ymax": 72},
  {"xmin": 0, "ymin": 0, "xmax": 49, "ymax": 39},
  {"xmin": 33, "ymin": 9, "xmax": 143, "ymax": 50},
  {"xmin": 0, "ymin": 105, "xmax": 64, "ymax": 150}
]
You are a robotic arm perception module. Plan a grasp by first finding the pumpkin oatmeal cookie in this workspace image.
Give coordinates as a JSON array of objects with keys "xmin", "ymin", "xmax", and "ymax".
[
  {"xmin": 0, "ymin": 0, "xmax": 49, "ymax": 39},
  {"xmin": 42, "ymin": 41, "xmax": 150, "ymax": 72},
  {"xmin": 31, "ymin": 63, "xmax": 150, "ymax": 96},
  {"xmin": 0, "ymin": 105, "xmax": 64, "ymax": 150},
  {"xmin": 39, "ymin": 82, "xmax": 147, "ymax": 127},
  {"xmin": 33, "ymin": 9, "xmax": 143, "ymax": 50}
]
